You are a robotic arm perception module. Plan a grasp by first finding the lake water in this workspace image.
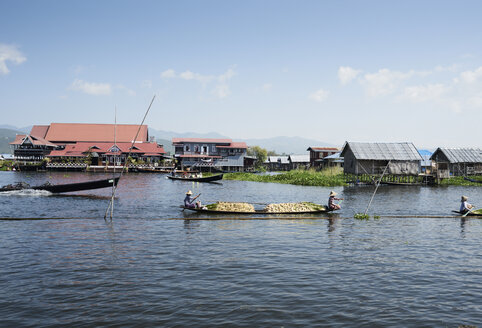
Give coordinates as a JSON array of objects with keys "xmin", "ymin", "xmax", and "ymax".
[{"xmin": 0, "ymin": 171, "xmax": 481, "ymax": 327}]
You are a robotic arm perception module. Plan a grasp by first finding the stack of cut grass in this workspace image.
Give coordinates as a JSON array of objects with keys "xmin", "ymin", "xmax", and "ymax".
[
  {"xmin": 264, "ymin": 202, "xmax": 325, "ymax": 213},
  {"xmin": 205, "ymin": 202, "xmax": 255, "ymax": 212}
]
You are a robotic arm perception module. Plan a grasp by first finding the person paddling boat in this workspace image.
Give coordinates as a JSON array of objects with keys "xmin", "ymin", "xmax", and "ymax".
[
  {"xmin": 460, "ymin": 195, "xmax": 473, "ymax": 214},
  {"xmin": 328, "ymin": 191, "xmax": 343, "ymax": 211},
  {"xmin": 184, "ymin": 190, "xmax": 202, "ymax": 209}
]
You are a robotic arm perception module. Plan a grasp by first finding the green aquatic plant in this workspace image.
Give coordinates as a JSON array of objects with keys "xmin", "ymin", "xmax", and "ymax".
[
  {"xmin": 439, "ymin": 176, "xmax": 482, "ymax": 186},
  {"xmin": 224, "ymin": 169, "xmax": 347, "ymax": 187},
  {"xmin": 373, "ymin": 215, "xmax": 380, "ymax": 220},
  {"xmin": 354, "ymin": 213, "xmax": 370, "ymax": 220}
]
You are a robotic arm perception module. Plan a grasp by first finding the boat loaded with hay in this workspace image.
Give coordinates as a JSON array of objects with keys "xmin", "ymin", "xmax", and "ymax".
[{"xmin": 182, "ymin": 201, "xmax": 332, "ymax": 214}]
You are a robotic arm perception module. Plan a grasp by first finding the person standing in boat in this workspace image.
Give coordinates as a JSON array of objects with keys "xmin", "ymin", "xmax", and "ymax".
[
  {"xmin": 184, "ymin": 190, "xmax": 201, "ymax": 209},
  {"xmin": 460, "ymin": 195, "xmax": 473, "ymax": 213},
  {"xmin": 328, "ymin": 191, "xmax": 343, "ymax": 211}
]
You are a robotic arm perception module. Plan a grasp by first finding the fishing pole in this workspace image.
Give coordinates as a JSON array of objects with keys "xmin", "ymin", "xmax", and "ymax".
[{"xmin": 104, "ymin": 95, "xmax": 156, "ymax": 221}]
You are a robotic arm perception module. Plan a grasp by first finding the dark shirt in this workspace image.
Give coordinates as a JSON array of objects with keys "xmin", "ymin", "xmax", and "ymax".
[{"xmin": 328, "ymin": 196, "xmax": 340, "ymax": 209}]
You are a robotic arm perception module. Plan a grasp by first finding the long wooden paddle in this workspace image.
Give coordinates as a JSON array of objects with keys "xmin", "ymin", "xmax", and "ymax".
[{"xmin": 462, "ymin": 206, "xmax": 476, "ymax": 217}]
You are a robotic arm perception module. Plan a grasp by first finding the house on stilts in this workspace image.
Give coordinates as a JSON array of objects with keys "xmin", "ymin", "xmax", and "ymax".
[
  {"xmin": 430, "ymin": 148, "xmax": 482, "ymax": 178},
  {"xmin": 340, "ymin": 142, "xmax": 423, "ymax": 181}
]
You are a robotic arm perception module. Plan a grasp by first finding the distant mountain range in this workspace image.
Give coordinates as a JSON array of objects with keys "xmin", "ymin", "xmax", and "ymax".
[
  {"xmin": 0, "ymin": 125, "xmax": 336, "ymax": 156},
  {"xmin": 0, "ymin": 128, "xmax": 24, "ymax": 154}
]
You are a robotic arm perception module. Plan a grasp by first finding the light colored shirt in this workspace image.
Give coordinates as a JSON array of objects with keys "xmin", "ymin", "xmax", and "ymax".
[{"xmin": 460, "ymin": 201, "xmax": 471, "ymax": 212}]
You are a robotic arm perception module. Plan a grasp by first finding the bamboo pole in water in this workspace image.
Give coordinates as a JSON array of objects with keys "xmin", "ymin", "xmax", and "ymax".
[
  {"xmin": 364, "ymin": 160, "xmax": 391, "ymax": 215},
  {"xmin": 104, "ymin": 95, "xmax": 156, "ymax": 221}
]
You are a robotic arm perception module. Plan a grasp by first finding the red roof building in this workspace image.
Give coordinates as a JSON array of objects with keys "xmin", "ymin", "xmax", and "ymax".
[
  {"xmin": 11, "ymin": 122, "xmax": 162, "ymax": 167},
  {"xmin": 10, "ymin": 134, "xmax": 60, "ymax": 160},
  {"xmin": 47, "ymin": 142, "xmax": 165, "ymax": 166},
  {"xmin": 30, "ymin": 123, "xmax": 148, "ymax": 144}
]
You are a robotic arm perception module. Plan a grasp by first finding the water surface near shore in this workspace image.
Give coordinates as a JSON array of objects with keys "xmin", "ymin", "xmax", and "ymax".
[{"xmin": 0, "ymin": 171, "xmax": 481, "ymax": 327}]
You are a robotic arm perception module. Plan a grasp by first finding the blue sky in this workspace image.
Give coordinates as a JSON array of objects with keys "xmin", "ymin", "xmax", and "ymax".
[{"xmin": 1, "ymin": 0, "xmax": 482, "ymax": 148}]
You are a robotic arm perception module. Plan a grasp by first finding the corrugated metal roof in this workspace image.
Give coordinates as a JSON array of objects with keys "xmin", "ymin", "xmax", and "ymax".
[
  {"xmin": 341, "ymin": 142, "xmax": 422, "ymax": 161},
  {"xmin": 266, "ymin": 156, "xmax": 290, "ymax": 164},
  {"xmin": 431, "ymin": 148, "xmax": 482, "ymax": 163},
  {"xmin": 279, "ymin": 156, "xmax": 289, "ymax": 164},
  {"xmin": 289, "ymin": 154, "xmax": 309, "ymax": 163}
]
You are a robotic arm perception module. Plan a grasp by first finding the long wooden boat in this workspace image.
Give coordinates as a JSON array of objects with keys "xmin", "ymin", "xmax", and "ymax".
[
  {"xmin": 0, "ymin": 177, "xmax": 119, "ymax": 193},
  {"xmin": 168, "ymin": 174, "xmax": 223, "ymax": 182},
  {"xmin": 182, "ymin": 205, "xmax": 332, "ymax": 215},
  {"xmin": 136, "ymin": 168, "xmax": 171, "ymax": 173},
  {"xmin": 451, "ymin": 210, "xmax": 482, "ymax": 217}
]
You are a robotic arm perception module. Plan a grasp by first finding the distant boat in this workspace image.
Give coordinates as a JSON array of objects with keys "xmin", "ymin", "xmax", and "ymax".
[
  {"xmin": 0, "ymin": 177, "xmax": 119, "ymax": 193},
  {"xmin": 167, "ymin": 174, "xmax": 223, "ymax": 182}
]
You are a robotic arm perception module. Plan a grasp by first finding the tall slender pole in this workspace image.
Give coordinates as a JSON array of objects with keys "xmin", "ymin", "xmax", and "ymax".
[
  {"xmin": 104, "ymin": 95, "xmax": 156, "ymax": 221},
  {"xmin": 364, "ymin": 160, "xmax": 391, "ymax": 215},
  {"xmin": 110, "ymin": 106, "xmax": 117, "ymax": 220}
]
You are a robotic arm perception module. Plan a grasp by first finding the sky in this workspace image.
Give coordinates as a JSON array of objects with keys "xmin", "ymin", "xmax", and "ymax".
[{"xmin": 1, "ymin": 0, "xmax": 482, "ymax": 148}]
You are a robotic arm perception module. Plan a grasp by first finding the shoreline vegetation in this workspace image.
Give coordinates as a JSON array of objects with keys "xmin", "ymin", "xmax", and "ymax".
[
  {"xmin": 223, "ymin": 169, "xmax": 482, "ymax": 187},
  {"xmin": 224, "ymin": 168, "xmax": 348, "ymax": 187},
  {"xmin": 2, "ymin": 159, "xmax": 482, "ymax": 187}
]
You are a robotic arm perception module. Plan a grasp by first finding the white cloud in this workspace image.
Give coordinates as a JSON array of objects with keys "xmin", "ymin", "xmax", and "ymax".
[
  {"xmin": 338, "ymin": 66, "xmax": 362, "ymax": 85},
  {"xmin": 161, "ymin": 69, "xmax": 176, "ymax": 78},
  {"xmin": 116, "ymin": 85, "xmax": 136, "ymax": 96},
  {"xmin": 401, "ymin": 84, "xmax": 448, "ymax": 102},
  {"xmin": 162, "ymin": 67, "xmax": 236, "ymax": 98},
  {"xmin": 459, "ymin": 66, "xmax": 482, "ymax": 84},
  {"xmin": 212, "ymin": 84, "xmax": 230, "ymax": 99},
  {"xmin": 361, "ymin": 69, "xmax": 414, "ymax": 97},
  {"xmin": 218, "ymin": 68, "xmax": 235, "ymax": 82},
  {"xmin": 262, "ymin": 83, "xmax": 272, "ymax": 91},
  {"xmin": 0, "ymin": 44, "xmax": 26, "ymax": 75},
  {"xmin": 309, "ymin": 88, "xmax": 329, "ymax": 102},
  {"xmin": 70, "ymin": 79, "xmax": 112, "ymax": 95}
]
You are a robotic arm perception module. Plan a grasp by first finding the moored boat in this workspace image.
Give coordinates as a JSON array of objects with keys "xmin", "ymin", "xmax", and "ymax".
[
  {"xmin": 168, "ymin": 174, "xmax": 223, "ymax": 182},
  {"xmin": 0, "ymin": 177, "xmax": 120, "ymax": 193}
]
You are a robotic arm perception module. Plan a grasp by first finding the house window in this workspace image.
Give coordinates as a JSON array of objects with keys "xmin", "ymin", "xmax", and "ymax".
[
  {"xmin": 194, "ymin": 145, "xmax": 199, "ymax": 153},
  {"xmin": 184, "ymin": 145, "xmax": 190, "ymax": 152},
  {"xmin": 212, "ymin": 145, "xmax": 216, "ymax": 152},
  {"xmin": 202, "ymin": 145, "xmax": 208, "ymax": 154}
]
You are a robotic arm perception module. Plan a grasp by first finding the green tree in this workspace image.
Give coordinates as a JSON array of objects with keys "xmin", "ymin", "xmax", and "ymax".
[{"xmin": 247, "ymin": 146, "xmax": 268, "ymax": 169}]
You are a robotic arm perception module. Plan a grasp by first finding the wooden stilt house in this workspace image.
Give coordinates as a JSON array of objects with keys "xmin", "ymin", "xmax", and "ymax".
[
  {"xmin": 430, "ymin": 148, "xmax": 482, "ymax": 177},
  {"xmin": 340, "ymin": 142, "xmax": 422, "ymax": 176}
]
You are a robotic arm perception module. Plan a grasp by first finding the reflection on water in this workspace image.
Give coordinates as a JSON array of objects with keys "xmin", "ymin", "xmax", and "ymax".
[{"xmin": 0, "ymin": 171, "xmax": 481, "ymax": 327}]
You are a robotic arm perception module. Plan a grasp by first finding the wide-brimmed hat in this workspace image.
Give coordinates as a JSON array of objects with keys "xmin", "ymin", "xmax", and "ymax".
[
  {"xmin": 461, "ymin": 195, "xmax": 468, "ymax": 201},
  {"xmin": 329, "ymin": 191, "xmax": 337, "ymax": 197},
  {"xmin": 186, "ymin": 190, "xmax": 193, "ymax": 195}
]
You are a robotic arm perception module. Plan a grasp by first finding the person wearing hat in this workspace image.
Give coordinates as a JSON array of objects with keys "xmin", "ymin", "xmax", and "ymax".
[
  {"xmin": 328, "ymin": 191, "xmax": 343, "ymax": 211},
  {"xmin": 460, "ymin": 195, "xmax": 473, "ymax": 213},
  {"xmin": 184, "ymin": 190, "xmax": 201, "ymax": 209}
]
